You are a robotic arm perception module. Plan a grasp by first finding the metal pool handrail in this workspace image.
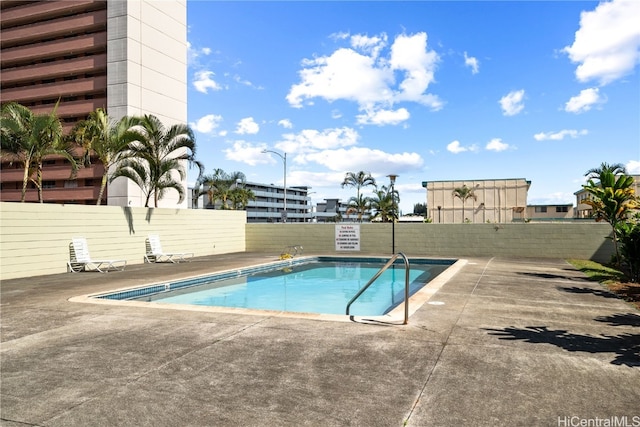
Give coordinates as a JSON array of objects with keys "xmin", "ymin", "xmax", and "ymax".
[{"xmin": 345, "ymin": 252, "xmax": 411, "ymax": 325}]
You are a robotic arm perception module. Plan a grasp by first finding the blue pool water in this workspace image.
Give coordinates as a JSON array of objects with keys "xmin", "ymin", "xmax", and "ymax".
[{"xmin": 98, "ymin": 257, "xmax": 454, "ymax": 316}]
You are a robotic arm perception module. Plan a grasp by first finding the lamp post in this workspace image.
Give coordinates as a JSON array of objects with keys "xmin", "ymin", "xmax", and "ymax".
[
  {"xmin": 387, "ymin": 174, "xmax": 398, "ymax": 254},
  {"xmin": 262, "ymin": 149, "xmax": 287, "ymax": 222}
]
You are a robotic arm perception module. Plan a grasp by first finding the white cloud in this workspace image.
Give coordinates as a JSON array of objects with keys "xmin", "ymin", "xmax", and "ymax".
[
  {"xmin": 286, "ymin": 170, "xmax": 347, "ymax": 189},
  {"xmin": 189, "ymin": 114, "xmax": 223, "ymax": 134},
  {"xmin": 485, "ymin": 138, "xmax": 510, "ymax": 152},
  {"xmin": 389, "ymin": 33, "xmax": 440, "ymax": 105},
  {"xmin": 499, "ymin": 90, "xmax": 525, "ymax": 116},
  {"xmin": 286, "ymin": 32, "xmax": 442, "ymax": 122},
  {"xmin": 533, "ymin": 129, "xmax": 589, "ymax": 141},
  {"xmin": 464, "ymin": 52, "xmax": 479, "ymax": 74},
  {"xmin": 446, "ymin": 140, "xmax": 479, "ymax": 154},
  {"xmin": 193, "ymin": 70, "xmax": 222, "ymax": 94},
  {"xmin": 187, "ymin": 42, "xmax": 214, "ymax": 68},
  {"xmin": 288, "ymin": 47, "xmax": 391, "ymax": 107},
  {"xmin": 235, "ymin": 117, "xmax": 260, "ymax": 135},
  {"xmin": 300, "ymin": 146, "xmax": 423, "ymax": 173},
  {"xmin": 233, "ymin": 75, "xmax": 253, "ymax": 87},
  {"xmin": 223, "ymin": 141, "xmax": 269, "ymax": 166},
  {"xmin": 350, "ymin": 33, "xmax": 387, "ymax": 58},
  {"xmin": 278, "ymin": 119, "xmax": 293, "ymax": 129},
  {"xmin": 564, "ymin": 87, "xmax": 605, "ymax": 113},
  {"xmin": 563, "ymin": 0, "xmax": 640, "ymax": 85},
  {"xmin": 276, "ymin": 127, "xmax": 359, "ymax": 154},
  {"xmin": 356, "ymin": 108, "xmax": 410, "ymax": 126},
  {"xmin": 627, "ymin": 160, "xmax": 640, "ymax": 174}
]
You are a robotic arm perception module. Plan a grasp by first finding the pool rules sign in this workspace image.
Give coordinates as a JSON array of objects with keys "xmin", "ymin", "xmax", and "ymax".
[{"xmin": 335, "ymin": 224, "xmax": 360, "ymax": 251}]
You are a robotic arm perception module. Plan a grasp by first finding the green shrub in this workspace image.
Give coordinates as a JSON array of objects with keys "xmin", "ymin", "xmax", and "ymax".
[{"xmin": 616, "ymin": 220, "xmax": 640, "ymax": 282}]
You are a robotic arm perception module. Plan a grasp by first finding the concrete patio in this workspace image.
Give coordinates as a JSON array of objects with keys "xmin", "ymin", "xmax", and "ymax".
[{"xmin": 1, "ymin": 254, "xmax": 638, "ymax": 426}]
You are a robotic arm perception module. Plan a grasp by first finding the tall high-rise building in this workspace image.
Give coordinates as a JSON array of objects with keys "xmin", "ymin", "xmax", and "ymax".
[{"xmin": 0, "ymin": 0, "xmax": 188, "ymax": 207}]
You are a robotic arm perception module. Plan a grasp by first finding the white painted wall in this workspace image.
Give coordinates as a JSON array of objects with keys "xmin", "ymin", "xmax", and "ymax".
[{"xmin": 106, "ymin": 0, "xmax": 189, "ymax": 208}]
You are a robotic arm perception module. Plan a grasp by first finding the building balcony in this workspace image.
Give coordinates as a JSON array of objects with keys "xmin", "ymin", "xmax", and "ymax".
[
  {"xmin": 0, "ymin": 10, "xmax": 107, "ymax": 48},
  {"xmin": 0, "ymin": 163, "xmax": 105, "ymax": 182},
  {"xmin": 0, "ymin": 185, "xmax": 101, "ymax": 203},
  {"xmin": 0, "ymin": 75, "xmax": 107, "ymax": 104},
  {"xmin": 1, "ymin": 53, "xmax": 107, "ymax": 86},
  {"xmin": 0, "ymin": 33, "xmax": 107, "ymax": 68},
  {"xmin": 0, "ymin": 0, "xmax": 103, "ymax": 29}
]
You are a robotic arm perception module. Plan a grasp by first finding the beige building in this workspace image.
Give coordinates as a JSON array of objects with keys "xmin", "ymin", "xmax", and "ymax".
[
  {"xmin": 574, "ymin": 174, "xmax": 640, "ymax": 219},
  {"xmin": 526, "ymin": 204, "xmax": 574, "ymax": 221},
  {"xmin": 423, "ymin": 178, "xmax": 530, "ymax": 223}
]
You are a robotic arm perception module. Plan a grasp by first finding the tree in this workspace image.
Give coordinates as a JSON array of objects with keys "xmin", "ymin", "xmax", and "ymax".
[
  {"xmin": 1, "ymin": 102, "xmax": 76, "ymax": 202},
  {"xmin": 584, "ymin": 162, "xmax": 627, "ymax": 180},
  {"xmin": 199, "ymin": 169, "xmax": 247, "ymax": 209},
  {"xmin": 228, "ymin": 187, "xmax": 256, "ymax": 210},
  {"xmin": 69, "ymin": 108, "xmax": 140, "ymax": 205},
  {"xmin": 452, "ymin": 185, "xmax": 477, "ymax": 223},
  {"xmin": 341, "ymin": 171, "xmax": 376, "ymax": 202},
  {"xmin": 413, "ymin": 203, "xmax": 427, "ymax": 216},
  {"xmin": 370, "ymin": 185, "xmax": 399, "ymax": 223},
  {"xmin": 346, "ymin": 193, "xmax": 372, "ymax": 222},
  {"xmin": 582, "ymin": 170, "xmax": 639, "ymax": 266},
  {"xmin": 616, "ymin": 218, "xmax": 640, "ymax": 282},
  {"xmin": 110, "ymin": 114, "xmax": 203, "ymax": 207}
]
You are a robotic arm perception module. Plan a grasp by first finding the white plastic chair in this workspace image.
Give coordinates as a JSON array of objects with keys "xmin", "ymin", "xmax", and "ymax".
[
  {"xmin": 68, "ymin": 237, "xmax": 126, "ymax": 273},
  {"xmin": 144, "ymin": 234, "xmax": 193, "ymax": 263}
]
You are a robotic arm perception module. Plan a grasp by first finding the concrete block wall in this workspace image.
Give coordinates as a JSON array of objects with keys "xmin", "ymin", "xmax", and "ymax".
[
  {"xmin": 0, "ymin": 202, "xmax": 615, "ymax": 281},
  {"xmin": 0, "ymin": 202, "xmax": 246, "ymax": 280},
  {"xmin": 245, "ymin": 223, "xmax": 615, "ymax": 262}
]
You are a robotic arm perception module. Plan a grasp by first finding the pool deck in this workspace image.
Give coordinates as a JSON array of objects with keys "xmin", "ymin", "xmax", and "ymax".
[{"xmin": 1, "ymin": 253, "xmax": 638, "ymax": 426}]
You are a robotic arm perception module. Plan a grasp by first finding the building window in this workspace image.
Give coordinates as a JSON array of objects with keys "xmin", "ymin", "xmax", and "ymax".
[
  {"xmin": 64, "ymin": 180, "xmax": 78, "ymax": 188},
  {"xmin": 534, "ymin": 206, "xmax": 547, "ymax": 213},
  {"xmin": 42, "ymin": 181, "xmax": 56, "ymax": 189},
  {"xmin": 556, "ymin": 206, "xmax": 568, "ymax": 213}
]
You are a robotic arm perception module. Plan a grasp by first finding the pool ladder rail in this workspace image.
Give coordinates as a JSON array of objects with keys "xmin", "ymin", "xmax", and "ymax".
[{"xmin": 345, "ymin": 253, "xmax": 410, "ymax": 325}]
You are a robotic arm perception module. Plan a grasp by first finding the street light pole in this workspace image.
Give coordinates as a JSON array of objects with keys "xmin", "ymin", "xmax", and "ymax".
[
  {"xmin": 262, "ymin": 149, "xmax": 287, "ymax": 223},
  {"xmin": 387, "ymin": 174, "xmax": 398, "ymax": 254}
]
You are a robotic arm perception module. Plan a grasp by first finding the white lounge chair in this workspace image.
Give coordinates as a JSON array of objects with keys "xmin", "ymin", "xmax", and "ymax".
[
  {"xmin": 68, "ymin": 237, "xmax": 126, "ymax": 273},
  {"xmin": 144, "ymin": 234, "xmax": 193, "ymax": 263}
]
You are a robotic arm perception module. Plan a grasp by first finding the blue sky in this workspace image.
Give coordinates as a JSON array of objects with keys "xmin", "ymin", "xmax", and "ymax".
[{"xmin": 185, "ymin": 0, "xmax": 640, "ymax": 213}]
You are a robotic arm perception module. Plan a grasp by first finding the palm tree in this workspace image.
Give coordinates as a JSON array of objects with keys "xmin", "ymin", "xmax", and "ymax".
[
  {"xmin": 69, "ymin": 108, "xmax": 140, "ymax": 205},
  {"xmin": 452, "ymin": 185, "xmax": 477, "ymax": 223},
  {"xmin": 370, "ymin": 185, "xmax": 399, "ymax": 222},
  {"xmin": 1, "ymin": 102, "xmax": 77, "ymax": 202},
  {"xmin": 584, "ymin": 162, "xmax": 627, "ymax": 180},
  {"xmin": 110, "ymin": 114, "xmax": 204, "ymax": 207},
  {"xmin": 341, "ymin": 171, "xmax": 376, "ymax": 202},
  {"xmin": 228, "ymin": 187, "xmax": 256, "ymax": 210},
  {"xmin": 346, "ymin": 193, "xmax": 371, "ymax": 222},
  {"xmin": 582, "ymin": 170, "xmax": 639, "ymax": 265},
  {"xmin": 199, "ymin": 169, "xmax": 247, "ymax": 209}
]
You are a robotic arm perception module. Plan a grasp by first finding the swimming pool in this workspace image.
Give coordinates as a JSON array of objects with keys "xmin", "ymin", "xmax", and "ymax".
[{"xmin": 75, "ymin": 256, "xmax": 464, "ymax": 322}]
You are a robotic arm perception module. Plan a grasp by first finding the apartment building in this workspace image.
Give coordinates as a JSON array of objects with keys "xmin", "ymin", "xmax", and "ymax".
[
  {"xmin": 0, "ymin": 0, "xmax": 188, "ymax": 207},
  {"xmin": 423, "ymin": 178, "xmax": 531, "ymax": 223},
  {"xmin": 191, "ymin": 181, "xmax": 313, "ymax": 223}
]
